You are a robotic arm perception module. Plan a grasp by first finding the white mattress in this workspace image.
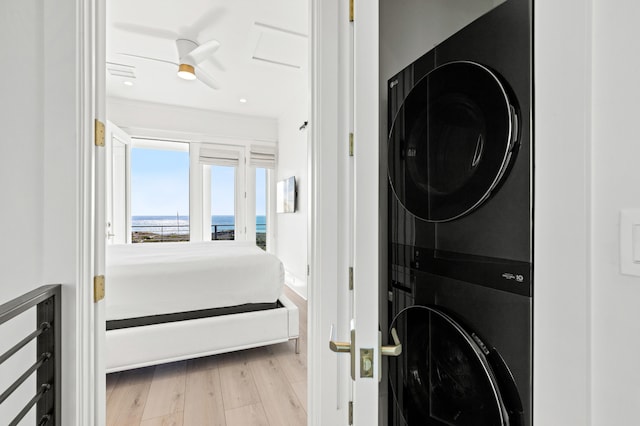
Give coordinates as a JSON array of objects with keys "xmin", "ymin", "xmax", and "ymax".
[{"xmin": 106, "ymin": 241, "xmax": 284, "ymax": 321}]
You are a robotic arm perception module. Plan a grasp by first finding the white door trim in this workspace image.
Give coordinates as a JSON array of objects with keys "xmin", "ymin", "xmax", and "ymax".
[
  {"xmin": 72, "ymin": 0, "xmax": 104, "ymax": 423},
  {"xmin": 351, "ymin": 0, "xmax": 380, "ymax": 423},
  {"xmin": 307, "ymin": 0, "xmax": 349, "ymax": 424}
]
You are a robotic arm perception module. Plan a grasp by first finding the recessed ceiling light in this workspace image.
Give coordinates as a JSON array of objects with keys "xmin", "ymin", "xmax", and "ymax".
[
  {"xmin": 123, "ymin": 80, "xmax": 134, "ymax": 86},
  {"xmin": 239, "ymin": 98, "xmax": 248, "ymax": 103}
]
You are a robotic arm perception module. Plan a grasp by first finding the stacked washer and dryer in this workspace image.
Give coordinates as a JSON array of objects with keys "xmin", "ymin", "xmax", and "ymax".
[{"xmin": 385, "ymin": 0, "xmax": 532, "ymax": 425}]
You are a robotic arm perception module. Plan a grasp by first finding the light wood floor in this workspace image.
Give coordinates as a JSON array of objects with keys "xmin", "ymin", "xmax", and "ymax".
[{"xmin": 106, "ymin": 287, "xmax": 308, "ymax": 426}]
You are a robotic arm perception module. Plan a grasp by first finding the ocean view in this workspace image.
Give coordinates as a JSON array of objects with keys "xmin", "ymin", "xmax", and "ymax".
[
  {"xmin": 131, "ymin": 215, "xmax": 267, "ymax": 247},
  {"xmin": 131, "ymin": 215, "xmax": 267, "ymax": 234}
]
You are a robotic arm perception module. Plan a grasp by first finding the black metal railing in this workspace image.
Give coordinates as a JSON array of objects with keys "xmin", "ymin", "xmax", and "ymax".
[
  {"xmin": 0, "ymin": 285, "xmax": 61, "ymax": 425},
  {"xmin": 130, "ymin": 222, "xmax": 266, "ymax": 245},
  {"xmin": 211, "ymin": 224, "xmax": 235, "ymax": 240},
  {"xmin": 132, "ymin": 225, "xmax": 190, "ymax": 243}
]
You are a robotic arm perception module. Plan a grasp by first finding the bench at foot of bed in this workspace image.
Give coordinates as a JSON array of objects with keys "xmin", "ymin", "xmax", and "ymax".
[{"xmin": 105, "ymin": 294, "xmax": 299, "ymax": 373}]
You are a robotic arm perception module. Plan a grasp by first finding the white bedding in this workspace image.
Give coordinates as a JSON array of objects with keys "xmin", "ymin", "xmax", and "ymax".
[{"xmin": 106, "ymin": 241, "xmax": 284, "ymax": 321}]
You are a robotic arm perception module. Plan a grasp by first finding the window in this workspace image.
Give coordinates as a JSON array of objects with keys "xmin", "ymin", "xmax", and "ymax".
[
  {"xmin": 249, "ymin": 145, "xmax": 276, "ymax": 250},
  {"xmin": 199, "ymin": 146, "xmax": 241, "ymax": 241},
  {"xmin": 256, "ymin": 168, "xmax": 267, "ymax": 250},
  {"xmin": 115, "ymin": 140, "xmax": 276, "ymax": 245},
  {"xmin": 210, "ymin": 165, "xmax": 236, "ymax": 240},
  {"xmin": 130, "ymin": 140, "xmax": 190, "ymax": 243}
]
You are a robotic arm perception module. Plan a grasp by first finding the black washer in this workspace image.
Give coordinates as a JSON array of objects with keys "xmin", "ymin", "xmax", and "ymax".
[
  {"xmin": 384, "ymin": 1, "xmax": 533, "ymax": 425},
  {"xmin": 388, "ymin": 61, "xmax": 518, "ymax": 222},
  {"xmin": 389, "ymin": 305, "xmax": 524, "ymax": 426}
]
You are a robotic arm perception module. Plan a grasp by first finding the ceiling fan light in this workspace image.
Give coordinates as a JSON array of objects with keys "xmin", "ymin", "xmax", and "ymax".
[{"xmin": 177, "ymin": 64, "xmax": 196, "ymax": 80}]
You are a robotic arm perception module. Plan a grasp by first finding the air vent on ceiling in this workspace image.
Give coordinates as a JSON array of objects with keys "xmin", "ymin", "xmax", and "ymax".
[
  {"xmin": 251, "ymin": 22, "xmax": 307, "ymax": 70},
  {"xmin": 107, "ymin": 61, "xmax": 136, "ymax": 79}
]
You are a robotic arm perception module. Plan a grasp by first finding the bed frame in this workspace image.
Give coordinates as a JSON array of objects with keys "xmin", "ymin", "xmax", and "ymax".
[{"xmin": 105, "ymin": 294, "xmax": 299, "ymax": 373}]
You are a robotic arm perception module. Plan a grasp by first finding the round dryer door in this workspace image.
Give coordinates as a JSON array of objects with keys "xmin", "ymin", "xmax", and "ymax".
[
  {"xmin": 389, "ymin": 306, "xmax": 518, "ymax": 426},
  {"xmin": 388, "ymin": 61, "xmax": 518, "ymax": 222}
]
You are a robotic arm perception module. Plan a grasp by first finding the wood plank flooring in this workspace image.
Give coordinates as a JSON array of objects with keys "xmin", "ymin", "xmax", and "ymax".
[{"xmin": 106, "ymin": 287, "xmax": 308, "ymax": 426}]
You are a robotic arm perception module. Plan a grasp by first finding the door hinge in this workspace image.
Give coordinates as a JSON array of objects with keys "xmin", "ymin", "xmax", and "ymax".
[
  {"xmin": 307, "ymin": 264, "xmax": 310, "ymax": 276},
  {"xmin": 349, "ymin": 266, "xmax": 354, "ymax": 290},
  {"xmin": 349, "ymin": 133, "xmax": 354, "ymax": 157},
  {"xmin": 349, "ymin": 0, "xmax": 354, "ymax": 22},
  {"xmin": 94, "ymin": 275, "xmax": 105, "ymax": 303},
  {"xmin": 348, "ymin": 400, "xmax": 354, "ymax": 424},
  {"xmin": 95, "ymin": 119, "xmax": 105, "ymax": 147}
]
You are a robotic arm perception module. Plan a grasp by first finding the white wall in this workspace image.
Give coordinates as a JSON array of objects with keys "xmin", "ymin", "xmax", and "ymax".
[
  {"xmin": 534, "ymin": 0, "xmax": 592, "ymax": 424},
  {"xmin": 1, "ymin": 1, "xmax": 87, "ymax": 424},
  {"xmin": 591, "ymin": 1, "xmax": 640, "ymax": 423},
  {"xmin": 43, "ymin": 0, "xmax": 91, "ymax": 424},
  {"xmin": 0, "ymin": 0, "xmax": 44, "ymax": 295},
  {"xmin": 107, "ymin": 97, "xmax": 278, "ymax": 143},
  {"xmin": 276, "ymin": 89, "xmax": 308, "ymax": 297},
  {"xmin": 0, "ymin": 1, "xmax": 44, "ymax": 423}
]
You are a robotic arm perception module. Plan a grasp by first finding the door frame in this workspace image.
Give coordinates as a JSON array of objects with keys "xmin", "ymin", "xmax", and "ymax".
[
  {"xmin": 308, "ymin": 0, "xmax": 380, "ymax": 424},
  {"xmin": 70, "ymin": 0, "xmax": 105, "ymax": 424},
  {"xmin": 307, "ymin": 0, "xmax": 347, "ymax": 422},
  {"xmin": 78, "ymin": 0, "xmax": 379, "ymax": 424}
]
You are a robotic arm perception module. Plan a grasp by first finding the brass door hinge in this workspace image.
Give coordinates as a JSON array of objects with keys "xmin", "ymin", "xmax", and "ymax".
[
  {"xmin": 349, "ymin": 133, "xmax": 354, "ymax": 157},
  {"xmin": 349, "ymin": 0, "xmax": 354, "ymax": 22},
  {"xmin": 95, "ymin": 119, "xmax": 105, "ymax": 147},
  {"xmin": 94, "ymin": 275, "xmax": 105, "ymax": 303},
  {"xmin": 348, "ymin": 400, "xmax": 353, "ymax": 424},
  {"xmin": 349, "ymin": 266, "xmax": 354, "ymax": 290}
]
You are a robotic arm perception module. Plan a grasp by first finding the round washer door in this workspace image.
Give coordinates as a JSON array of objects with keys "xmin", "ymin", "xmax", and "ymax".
[
  {"xmin": 389, "ymin": 306, "xmax": 510, "ymax": 425},
  {"xmin": 388, "ymin": 61, "xmax": 518, "ymax": 222}
]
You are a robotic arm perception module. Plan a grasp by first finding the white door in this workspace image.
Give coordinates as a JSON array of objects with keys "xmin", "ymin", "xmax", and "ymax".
[
  {"xmin": 105, "ymin": 121, "xmax": 131, "ymax": 245},
  {"xmin": 310, "ymin": 0, "xmax": 382, "ymax": 425}
]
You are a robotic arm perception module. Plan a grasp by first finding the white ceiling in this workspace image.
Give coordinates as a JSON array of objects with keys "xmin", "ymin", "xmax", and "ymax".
[{"xmin": 106, "ymin": 0, "xmax": 308, "ymax": 119}]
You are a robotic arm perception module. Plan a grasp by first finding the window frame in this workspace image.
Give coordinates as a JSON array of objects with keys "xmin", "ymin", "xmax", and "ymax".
[{"xmin": 122, "ymin": 136, "xmax": 275, "ymax": 246}]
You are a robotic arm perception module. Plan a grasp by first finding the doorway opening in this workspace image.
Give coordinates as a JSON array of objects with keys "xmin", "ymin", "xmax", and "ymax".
[{"xmin": 103, "ymin": 0, "xmax": 311, "ymax": 424}]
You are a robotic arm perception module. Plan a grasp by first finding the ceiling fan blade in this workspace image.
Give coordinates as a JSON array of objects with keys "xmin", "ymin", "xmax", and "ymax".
[
  {"xmin": 113, "ymin": 23, "xmax": 179, "ymax": 40},
  {"xmin": 118, "ymin": 53, "xmax": 178, "ymax": 66},
  {"xmin": 195, "ymin": 66, "xmax": 220, "ymax": 90},
  {"xmin": 185, "ymin": 39, "xmax": 221, "ymax": 64},
  {"xmin": 207, "ymin": 56, "xmax": 226, "ymax": 72}
]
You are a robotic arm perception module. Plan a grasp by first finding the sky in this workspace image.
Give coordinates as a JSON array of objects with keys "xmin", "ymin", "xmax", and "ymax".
[{"xmin": 131, "ymin": 147, "xmax": 266, "ymax": 217}]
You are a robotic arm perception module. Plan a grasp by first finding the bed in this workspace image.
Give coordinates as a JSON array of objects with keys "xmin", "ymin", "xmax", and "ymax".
[{"xmin": 105, "ymin": 241, "xmax": 299, "ymax": 373}]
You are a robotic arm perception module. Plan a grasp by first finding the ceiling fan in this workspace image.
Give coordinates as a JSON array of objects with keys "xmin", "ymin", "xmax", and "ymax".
[
  {"xmin": 119, "ymin": 38, "xmax": 222, "ymax": 90},
  {"xmin": 114, "ymin": 6, "xmax": 227, "ymax": 90}
]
